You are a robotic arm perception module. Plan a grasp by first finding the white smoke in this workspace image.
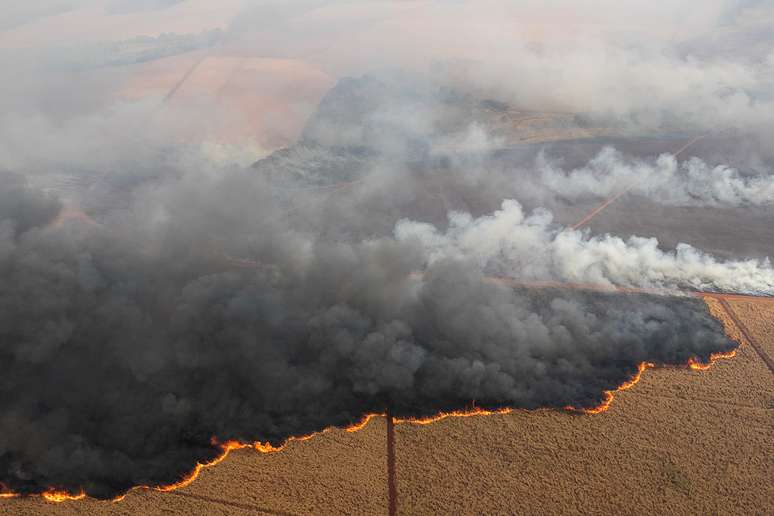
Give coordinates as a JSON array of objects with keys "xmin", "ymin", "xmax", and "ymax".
[
  {"xmin": 538, "ymin": 147, "xmax": 774, "ymax": 207},
  {"xmin": 395, "ymin": 199, "xmax": 774, "ymax": 295}
]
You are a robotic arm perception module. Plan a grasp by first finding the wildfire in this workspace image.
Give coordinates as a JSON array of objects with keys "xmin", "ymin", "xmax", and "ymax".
[
  {"xmin": 619, "ymin": 361, "xmax": 655, "ymax": 390},
  {"xmin": 153, "ymin": 440, "xmax": 250, "ymax": 495},
  {"xmin": 1, "ymin": 294, "xmax": 747, "ymax": 505},
  {"xmin": 688, "ymin": 349, "xmax": 738, "ymax": 371},
  {"xmin": 1, "ymin": 346, "xmax": 741, "ymax": 504},
  {"xmin": 564, "ymin": 346, "xmax": 740, "ymax": 415},
  {"xmin": 395, "ymin": 406, "xmax": 513, "ymax": 426},
  {"xmin": 103, "ymin": 439, "xmax": 257, "ymax": 503},
  {"xmin": 42, "ymin": 490, "xmax": 86, "ymax": 503},
  {"xmin": 346, "ymin": 413, "xmax": 382, "ymax": 432},
  {"xmin": 193, "ymin": 295, "xmax": 741, "ymax": 493},
  {"xmin": 0, "ymin": 485, "xmax": 86, "ymax": 504},
  {"xmin": 252, "ymin": 413, "xmax": 385, "ymax": 454},
  {"xmin": 571, "ymin": 391, "xmax": 615, "ymax": 415},
  {"xmin": 254, "ymin": 442, "xmax": 286, "ymax": 453},
  {"xmin": 123, "ymin": 414, "xmax": 390, "ymax": 501},
  {"xmin": 563, "ymin": 361, "xmax": 655, "ymax": 415}
]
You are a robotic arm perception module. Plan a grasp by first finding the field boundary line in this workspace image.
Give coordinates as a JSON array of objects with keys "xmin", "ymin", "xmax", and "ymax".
[
  {"xmin": 716, "ymin": 298, "xmax": 774, "ymax": 375},
  {"xmin": 386, "ymin": 413, "xmax": 398, "ymax": 516}
]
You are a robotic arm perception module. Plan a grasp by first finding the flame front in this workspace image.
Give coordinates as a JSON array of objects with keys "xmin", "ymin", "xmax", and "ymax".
[
  {"xmin": 396, "ymin": 406, "xmax": 513, "ymax": 425},
  {"xmin": 41, "ymin": 490, "xmax": 86, "ymax": 503},
  {"xmin": 0, "ymin": 350, "xmax": 739, "ymax": 503},
  {"xmin": 565, "ymin": 361, "xmax": 655, "ymax": 415},
  {"xmin": 688, "ymin": 349, "xmax": 738, "ymax": 370},
  {"xmin": 0, "ymin": 294, "xmax": 745, "ymax": 504}
]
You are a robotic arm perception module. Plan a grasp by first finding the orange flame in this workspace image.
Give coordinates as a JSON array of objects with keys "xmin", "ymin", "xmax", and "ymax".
[
  {"xmin": 1, "ymin": 295, "xmax": 745, "ymax": 504},
  {"xmin": 395, "ymin": 406, "xmax": 513, "ymax": 426},
  {"xmin": 564, "ymin": 361, "xmax": 655, "ymax": 415},
  {"xmin": 254, "ymin": 442, "xmax": 286, "ymax": 453},
  {"xmin": 41, "ymin": 490, "xmax": 86, "ymax": 503},
  {"xmin": 346, "ymin": 413, "xmax": 382, "ymax": 432},
  {"xmin": 688, "ymin": 349, "xmax": 738, "ymax": 371},
  {"xmin": 1, "ymin": 345, "xmax": 740, "ymax": 503},
  {"xmin": 139, "ymin": 414, "xmax": 390, "ymax": 498},
  {"xmin": 153, "ymin": 440, "xmax": 249, "ymax": 494}
]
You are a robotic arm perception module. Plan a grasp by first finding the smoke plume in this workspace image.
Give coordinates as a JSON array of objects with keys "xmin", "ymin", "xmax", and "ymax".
[
  {"xmin": 1, "ymin": 0, "xmax": 769, "ymax": 502},
  {"xmin": 538, "ymin": 147, "xmax": 774, "ymax": 208},
  {"xmin": 0, "ymin": 154, "xmax": 741, "ymax": 499},
  {"xmin": 396, "ymin": 199, "xmax": 774, "ymax": 295}
]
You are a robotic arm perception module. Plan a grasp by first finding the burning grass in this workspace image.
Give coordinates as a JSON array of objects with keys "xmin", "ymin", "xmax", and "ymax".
[{"xmin": 0, "ymin": 290, "xmax": 748, "ymax": 504}]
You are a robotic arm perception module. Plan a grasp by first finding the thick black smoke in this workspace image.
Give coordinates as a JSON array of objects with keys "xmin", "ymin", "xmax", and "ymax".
[
  {"xmin": 3, "ymin": 0, "xmax": 774, "ymax": 504},
  {"xmin": 0, "ymin": 164, "xmax": 737, "ymax": 499}
]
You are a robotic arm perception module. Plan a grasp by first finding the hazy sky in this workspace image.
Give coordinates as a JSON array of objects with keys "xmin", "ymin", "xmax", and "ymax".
[{"xmin": 1, "ymin": 0, "xmax": 772, "ymax": 172}]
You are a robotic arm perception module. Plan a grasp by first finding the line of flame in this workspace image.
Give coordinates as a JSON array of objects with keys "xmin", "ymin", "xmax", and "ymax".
[
  {"xmin": 142, "ymin": 297, "xmax": 752, "ymax": 502},
  {"xmin": 688, "ymin": 349, "xmax": 738, "ymax": 371},
  {"xmin": 565, "ymin": 361, "xmax": 655, "ymax": 415},
  {"xmin": 42, "ymin": 490, "xmax": 87, "ymax": 503},
  {"xmin": 0, "ymin": 296, "xmax": 744, "ymax": 504},
  {"xmin": 395, "ymin": 406, "xmax": 514, "ymax": 425}
]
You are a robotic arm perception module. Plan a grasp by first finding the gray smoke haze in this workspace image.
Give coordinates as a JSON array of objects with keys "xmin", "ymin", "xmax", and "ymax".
[
  {"xmin": 0, "ymin": 167, "xmax": 736, "ymax": 499},
  {"xmin": 0, "ymin": 0, "xmax": 765, "ymax": 501},
  {"xmin": 3, "ymin": 0, "xmax": 774, "ymax": 175}
]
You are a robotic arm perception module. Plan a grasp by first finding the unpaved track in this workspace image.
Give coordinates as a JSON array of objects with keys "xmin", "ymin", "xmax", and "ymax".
[
  {"xmin": 386, "ymin": 414, "xmax": 397, "ymax": 516},
  {"xmin": 716, "ymin": 297, "xmax": 774, "ymax": 374},
  {"xmin": 570, "ymin": 135, "xmax": 705, "ymax": 231}
]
